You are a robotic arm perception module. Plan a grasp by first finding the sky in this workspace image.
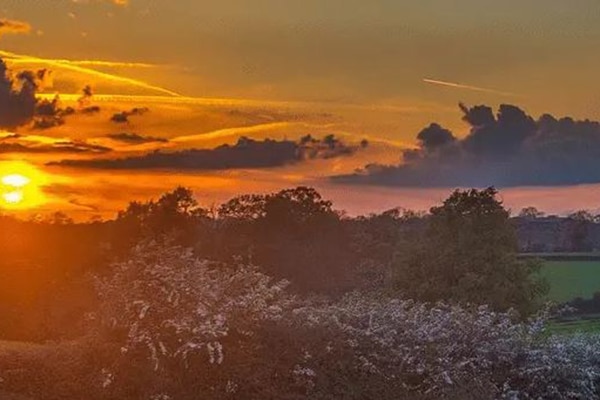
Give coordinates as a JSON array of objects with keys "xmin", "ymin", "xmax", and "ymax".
[{"xmin": 1, "ymin": 0, "xmax": 600, "ymax": 219}]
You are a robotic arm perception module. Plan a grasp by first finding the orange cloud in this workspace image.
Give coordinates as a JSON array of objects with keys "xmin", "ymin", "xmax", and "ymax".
[
  {"xmin": 0, "ymin": 19, "xmax": 31, "ymax": 37},
  {"xmin": 7, "ymin": 58, "xmax": 158, "ymax": 69},
  {"xmin": 71, "ymin": 0, "xmax": 128, "ymax": 6}
]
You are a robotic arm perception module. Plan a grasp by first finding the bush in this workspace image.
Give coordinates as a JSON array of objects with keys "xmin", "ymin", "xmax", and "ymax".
[
  {"xmin": 89, "ymin": 242, "xmax": 600, "ymax": 399},
  {"xmin": 284, "ymin": 293, "xmax": 600, "ymax": 399},
  {"xmin": 94, "ymin": 240, "xmax": 291, "ymax": 398}
]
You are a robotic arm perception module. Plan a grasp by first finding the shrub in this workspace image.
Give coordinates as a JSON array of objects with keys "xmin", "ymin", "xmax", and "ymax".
[
  {"xmin": 92, "ymin": 242, "xmax": 600, "ymax": 399},
  {"xmin": 94, "ymin": 240, "xmax": 291, "ymax": 398},
  {"xmin": 279, "ymin": 293, "xmax": 600, "ymax": 399}
]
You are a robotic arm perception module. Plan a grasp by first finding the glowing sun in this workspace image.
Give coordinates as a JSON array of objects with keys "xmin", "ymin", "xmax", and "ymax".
[
  {"xmin": 2, "ymin": 174, "xmax": 31, "ymax": 188},
  {"xmin": 0, "ymin": 163, "xmax": 48, "ymax": 210},
  {"xmin": 1, "ymin": 174, "xmax": 30, "ymax": 205}
]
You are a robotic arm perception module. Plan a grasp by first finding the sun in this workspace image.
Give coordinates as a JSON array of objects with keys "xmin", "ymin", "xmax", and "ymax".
[
  {"xmin": 3, "ymin": 190, "xmax": 24, "ymax": 205},
  {"xmin": 0, "ymin": 162, "xmax": 48, "ymax": 210},
  {"xmin": 2, "ymin": 174, "xmax": 31, "ymax": 188},
  {"xmin": 1, "ymin": 174, "xmax": 30, "ymax": 206}
]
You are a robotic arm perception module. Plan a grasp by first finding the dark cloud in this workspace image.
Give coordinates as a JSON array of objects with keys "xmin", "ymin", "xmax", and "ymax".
[
  {"xmin": 17, "ymin": 69, "xmax": 53, "ymax": 90},
  {"xmin": 32, "ymin": 89, "xmax": 99, "ymax": 129},
  {"xmin": 416, "ymin": 123, "xmax": 456, "ymax": 152},
  {"xmin": 79, "ymin": 85, "xmax": 93, "ymax": 104},
  {"xmin": 32, "ymin": 95, "xmax": 76, "ymax": 130},
  {"xmin": 48, "ymin": 135, "xmax": 365, "ymax": 170},
  {"xmin": 106, "ymin": 132, "xmax": 168, "ymax": 144},
  {"xmin": 298, "ymin": 134, "xmax": 367, "ymax": 160},
  {"xmin": 0, "ymin": 19, "xmax": 31, "ymax": 37},
  {"xmin": 334, "ymin": 104, "xmax": 600, "ymax": 187},
  {"xmin": 0, "ymin": 59, "xmax": 38, "ymax": 129},
  {"xmin": 52, "ymin": 140, "xmax": 112, "ymax": 153},
  {"xmin": 0, "ymin": 57, "xmax": 97, "ymax": 130},
  {"xmin": 81, "ymin": 105, "xmax": 101, "ymax": 114},
  {"xmin": 110, "ymin": 107, "xmax": 149, "ymax": 124},
  {"xmin": 0, "ymin": 140, "xmax": 111, "ymax": 154},
  {"xmin": 77, "ymin": 85, "xmax": 101, "ymax": 114}
]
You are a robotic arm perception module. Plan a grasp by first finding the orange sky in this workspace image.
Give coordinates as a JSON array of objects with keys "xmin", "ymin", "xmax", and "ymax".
[{"xmin": 1, "ymin": 1, "xmax": 600, "ymax": 219}]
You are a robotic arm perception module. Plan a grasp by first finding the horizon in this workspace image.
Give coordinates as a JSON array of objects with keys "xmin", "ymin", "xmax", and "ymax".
[{"xmin": 1, "ymin": 0, "xmax": 600, "ymax": 218}]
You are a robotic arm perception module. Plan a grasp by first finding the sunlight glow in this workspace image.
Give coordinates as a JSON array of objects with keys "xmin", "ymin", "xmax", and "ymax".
[
  {"xmin": 0, "ymin": 162, "xmax": 49, "ymax": 210},
  {"xmin": 3, "ymin": 190, "xmax": 24, "ymax": 205},
  {"xmin": 2, "ymin": 174, "xmax": 31, "ymax": 188}
]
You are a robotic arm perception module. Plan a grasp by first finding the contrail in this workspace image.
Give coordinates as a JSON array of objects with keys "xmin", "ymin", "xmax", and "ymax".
[
  {"xmin": 0, "ymin": 50, "xmax": 181, "ymax": 97},
  {"xmin": 35, "ymin": 93, "xmax": 291, "ymax": 107},
  {"xmin": 7, "ymin": 58, "xmax": 158, "ymax": 69},
  {"xmin": 423, "ymin": 78, "xmax": 520, "ymax": 97}
]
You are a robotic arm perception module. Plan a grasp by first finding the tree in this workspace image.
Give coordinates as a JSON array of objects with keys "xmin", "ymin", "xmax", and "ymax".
[
  {"xmin": 212, "ymin": 187, "xmax": 358, "ymax": 293},
  {"xmin": 393, "ymin": 187, "xmax": 547, "ymax": 315},
  {"xmin": 567, "ymin": 210, "xmax": 594, "ymax": 252},
  {"xmin": 518, "ymin": 206, "xmax": 545, "ymax": 220},
  {"xmin": 115, "ymin": 187, "xmax": 207, "ymax": 248}
]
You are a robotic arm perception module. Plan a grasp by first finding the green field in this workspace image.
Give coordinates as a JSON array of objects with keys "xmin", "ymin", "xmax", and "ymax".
[
  {"xmin": 540, "ymin": 260, "xmax": 600, "ymax": 303},
  {"xmin": 548, "ymin": 317, "xmax": 600, "ymax": 334},
  {"xmin": 537, "ymin": 259, "xmax": 600, "ymax": 334}
]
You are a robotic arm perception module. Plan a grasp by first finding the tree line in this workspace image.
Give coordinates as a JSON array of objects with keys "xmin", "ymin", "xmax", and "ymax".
[{"xmin": 0, "ymin": 186, "xmax": 549, "ymax": 342}]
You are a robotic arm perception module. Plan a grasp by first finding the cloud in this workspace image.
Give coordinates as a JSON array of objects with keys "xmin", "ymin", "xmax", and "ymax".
[
  {"xmin": 0, "ymin": 56, "xmax": 103, "ymax": 130},
  {"xmin": 78, "ymin": 85, "xmax": 93, "ymax": 106},
  {"xmin": 0, "ymin": 137, "xmax": 111, "ymax": 154},
  {"xmin": 334, "ymin": 103, "xmax": 600, "ymax": 187},
  {"xmin": 77, "ymin": 85, "xmax": 101, "ymax": 114},
  {"xmin": 0, "ymin": 59, "xmax": 38, "ymax": 129},
  {"xmin": 0, "ymin": 58, "xmax": 75, "ymax": 130},
  {"xmin": 32, "ymin": 95, "xmax": 76, "ymax": 130},
  {"xmin": 5, "ymin": 55, "xmax": 159, "ymax": 69},
  {"xmin": 110, "ymin": 107, "xmax": 149, "ymax": 124},
  {"xmin": 71, "ymin": 0, "xmax": 128, "ymax": 6},
  {"xmin": 416, "ymin": 123, "xmax": 456, "ymax": 151},
  {"xmin": 0, "ymin": 19, "xmax": 31, "ymax": 37},
  {"xmin": 48, "ymin": 135, "xmax": 366, "ymax": 170},
  {"xmin": 106, "ymin": 132, "xmax": 168, "ymax": 144}
]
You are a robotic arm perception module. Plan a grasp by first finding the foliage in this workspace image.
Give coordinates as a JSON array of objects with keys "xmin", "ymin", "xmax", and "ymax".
[
  {"xmin": 393, "ymin": 188, "xmax": 548, "ymax": 314},
  {"xmin": 284, "ymin": 293, "xmax": 600, "ymax": 400},
  {"xmin": 91, "ymin": 241, "xmax": 600, "ymax": 400},
  {"xmin": 2, "ymin": 240, "xmax": 600, "ymax": 399},
  {"xmin": 518, "ymin": 207, "xmax": 545, "ymax": 220},
  {"xmin": 115, "ymin": 187, "xmax": 208, "ymax": 248},
  {"xmin": 94, "ymin": 240, "xmax": 291, "ymax": 397},
  {"xmin": 212, "ymin": 186, "xmax": 359, "ymax": 293}
]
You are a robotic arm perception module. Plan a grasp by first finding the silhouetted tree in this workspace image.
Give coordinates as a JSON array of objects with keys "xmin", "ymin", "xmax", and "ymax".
[
  {"xmin": 210, "ymin": 187, "xmax": 358, "ymax": 292},
  {"xmin": 115, "ymin": 187, "xmax": 207, "ymax": 248},
  {"xmin": 518, "ymin": 207, "xmax": 545, "ymax": 220}
]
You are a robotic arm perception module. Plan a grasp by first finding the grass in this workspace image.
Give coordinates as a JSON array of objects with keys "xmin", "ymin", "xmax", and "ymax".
[
  {"xmin": 537, "ymin": 257, "xmax": 600, "ymax": 334},
  {"xmin": 540, "ymin": 260, "xmax": 600, "ymax": 303},
  {"xmin": 548, "ymin": 318, "xmax": 600, "ymax": 334}
]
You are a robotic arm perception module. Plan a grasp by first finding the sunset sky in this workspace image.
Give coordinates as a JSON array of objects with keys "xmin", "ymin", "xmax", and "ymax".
[{"xmin": 1, "ymin": 0, "xmax": 600, "ymax": 218}]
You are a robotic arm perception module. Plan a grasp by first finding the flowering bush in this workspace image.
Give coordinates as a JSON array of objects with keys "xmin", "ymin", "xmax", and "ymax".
[
  {"xmin": 283, "ymin": 294, "xmax": 600, "ymax": 399},
  {"xmin": 94, "ymin": 240, "xmax": 291, "ymax": 397},
  {"xmin": 92, "ymin": 243, "xmax": 600, "ymax": 400}
]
